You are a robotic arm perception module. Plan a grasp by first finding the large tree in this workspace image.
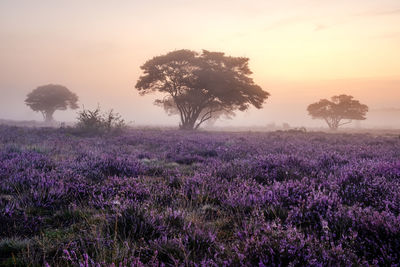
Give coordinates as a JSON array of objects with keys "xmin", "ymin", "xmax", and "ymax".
[
  {"xmin": 307, "ymin": 94, "xmax": 368, "ymax": 130},
  {"xmin": 25, "ymin": 84, "xmax": 79, "ymax": 122},
  {"xmin": 135, "ymin": 49, "xmax": 269, "ymax": 130}
]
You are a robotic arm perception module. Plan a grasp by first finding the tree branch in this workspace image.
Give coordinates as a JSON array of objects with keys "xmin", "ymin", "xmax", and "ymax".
[
  {"xmin": 194, "ymin": 106, "xmax": 222, "ymax": 129},
  {"xmin": 338, "ymin": 120, "xmax": 352, "ymax": 126}
]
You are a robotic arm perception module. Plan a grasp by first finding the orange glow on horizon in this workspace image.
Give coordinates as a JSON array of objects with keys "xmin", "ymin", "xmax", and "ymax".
[{"xmin": 0, "ymin": 0, "xmax": 399, "ymax": 127}]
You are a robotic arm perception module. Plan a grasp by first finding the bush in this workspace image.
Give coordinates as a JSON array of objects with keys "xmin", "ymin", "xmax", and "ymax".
[{"xmin": 75, "ymin": 106, "xmax": 126, "ymax": 135}]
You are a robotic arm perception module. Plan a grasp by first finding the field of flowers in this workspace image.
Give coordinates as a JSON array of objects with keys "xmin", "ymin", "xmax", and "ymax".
[{"xmin": 0, "ymin": 125, "xmax": 399, "ymax": 266}]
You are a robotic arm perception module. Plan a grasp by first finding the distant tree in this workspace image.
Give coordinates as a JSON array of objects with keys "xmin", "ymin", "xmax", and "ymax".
[
  {"xmin": 135, "ymin": 49, "xmax": 269, "ymax": 130},
  {"xmin": 307, "ymin": 94, "xmax": 368, "ymax": 130},
  {"xmin": 25, "ymin": 84, "xmax": 79, "ymax": 122}
]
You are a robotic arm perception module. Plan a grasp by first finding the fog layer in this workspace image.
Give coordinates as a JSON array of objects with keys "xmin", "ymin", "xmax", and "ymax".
[{"xmin": 1, "ymin": 0, "xmax": 399, "ymax": 128}]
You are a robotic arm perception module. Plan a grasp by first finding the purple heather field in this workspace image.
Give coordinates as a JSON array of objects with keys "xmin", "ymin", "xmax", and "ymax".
[{"xmin": 1, "ymin": 125, "xmax": 400, "ymax": 266}]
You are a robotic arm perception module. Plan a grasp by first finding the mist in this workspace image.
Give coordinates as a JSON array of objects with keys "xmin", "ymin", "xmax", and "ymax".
[
  {"xmin": 2, "ymin": 1, "xmax": 400, "ymax": 265},
  {"xmin": 1, "ymin": 0, "xmax": 399, "ymax": 130}
]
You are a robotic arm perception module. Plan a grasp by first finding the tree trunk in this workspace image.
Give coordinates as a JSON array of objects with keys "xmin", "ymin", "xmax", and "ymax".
[
  {"xmin": 330, "ymin": 120, "xmax": 340, "ymax": 130},
  {"xmin": 178, "ymin": 106, "xmax": 211, "ymax": 130},
  {"xmin": 180, "ymin": 120, "xmax": 196, "ymax": 130},
  {"xmin": 179, "ymin": 114, "xmax": 198, "ymax": 130},
  {"xmin": 44, "ymin": 111, "xmax": 55, "ymax": 123},
  {"xmin": 325, "ymin": 116, "xmax": 339, "ymax": 131}
]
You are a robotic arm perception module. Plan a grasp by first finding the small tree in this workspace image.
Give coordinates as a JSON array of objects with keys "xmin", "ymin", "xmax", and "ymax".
[
  {"xmin": 135, "ymin": 49, "xmax": 269, "ymax": 130},
  {"xmin": 25, "ymin": 84, "xmax": 79, "ymax": 122},
  {"xmin": 307, "ymin": 94, "xmax": 368, "ymax": 130}
]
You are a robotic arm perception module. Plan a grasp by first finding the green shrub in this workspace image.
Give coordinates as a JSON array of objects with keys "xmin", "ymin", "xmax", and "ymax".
[
  {"xmin": 0, "ymin": 238, "xmax": 31, "ymax": 266},
  {"xmin": 75, "ymin": 106, "xmax": 126, "ymax": 135}
]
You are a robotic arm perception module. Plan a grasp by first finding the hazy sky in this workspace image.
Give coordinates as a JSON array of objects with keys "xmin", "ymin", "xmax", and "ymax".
[{"xmin": 1, "ymin": 0, "xmax": 399, "ymax": 127}]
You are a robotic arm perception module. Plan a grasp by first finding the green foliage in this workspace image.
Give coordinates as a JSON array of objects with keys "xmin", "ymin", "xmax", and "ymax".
[
  {"xmin": 75, "ymin": 106, "xmax": 126, "ymax": 135},
  {"xmin": 135, "ymin": 49, "xmax": 269, "ymax": 130},
  {"xmin": 0, "ymin": 238, "xmax": 31, "ymax": 266}
]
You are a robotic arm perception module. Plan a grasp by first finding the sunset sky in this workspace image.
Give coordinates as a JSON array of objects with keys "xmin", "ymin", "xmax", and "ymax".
[{"xmin": 1, "ymin": 0, "xmax": 399, "ymax": 127}]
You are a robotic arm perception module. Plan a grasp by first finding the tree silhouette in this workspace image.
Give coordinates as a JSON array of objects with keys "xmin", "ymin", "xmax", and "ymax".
[
  {"xmin": 25, "ymin": 84, "xmax": 79, "ymax": 122},
  {"xmin": 135, "ymin": 49, "xmax": 269, "ymax": 130},
  {"xmin": 307, "ymin": 94, "xmax": 368, "ymax": 130}
]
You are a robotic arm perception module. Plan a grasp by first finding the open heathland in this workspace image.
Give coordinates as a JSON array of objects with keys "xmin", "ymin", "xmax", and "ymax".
[{"xmin": 0, "ymin": 125, "xmax": 399, "ymax": 266}]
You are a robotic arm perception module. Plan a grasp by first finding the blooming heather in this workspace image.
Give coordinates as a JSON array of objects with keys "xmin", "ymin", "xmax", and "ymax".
[{"xmin": 0, "ymin": 125, "xmax": 399, "ymax": 266}]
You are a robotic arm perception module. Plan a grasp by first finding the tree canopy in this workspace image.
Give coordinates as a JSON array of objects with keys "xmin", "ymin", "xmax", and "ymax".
[
  {"xmin": 25, "ymin": 84, "xmax": 79, "ymax": 122},
  {"xmin": 307, "ymin": 94, "xmax": 368, "ymax": 130},
  {"xmin": 135, "ymin": 49, "xmax": 269, "ymax": 130}
]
